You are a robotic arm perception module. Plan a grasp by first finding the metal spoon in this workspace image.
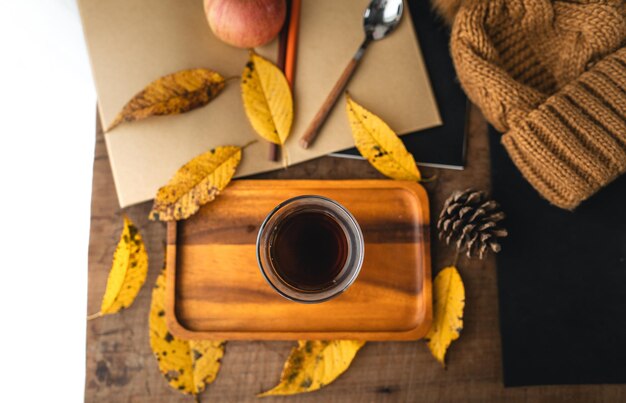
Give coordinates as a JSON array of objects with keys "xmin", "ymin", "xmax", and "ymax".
[{"xmin": 299, "ymin": 0, "xmax": 404, "ymax": 149}]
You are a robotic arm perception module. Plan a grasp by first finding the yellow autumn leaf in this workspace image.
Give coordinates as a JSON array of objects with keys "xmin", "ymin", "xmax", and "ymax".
[
  {"xmin": 241, "ymin": 51, "xmax": 293, "ymax": 145},
  {"xmin": 150, "ymin": 145, "xmax": 245, "ymax": 221},
  {"xmin": 149, "ymin": 268, "xmax": 225, "ymax": 397},
  {"xmin": 107, "ymin": 68, "xmax": 225, "ymax": 131},
  {"xmin": 87, "ymin": 216, "xmax": 148, "ymax": 320},
  {"xmin": 346, "ymin": 94, "xmax": 421, "ymax": 181},
  {"xmin": 259, "ymin": 340, "xmax": 365, "ymax": 397},
  {"xmin": 425, "ymin": 266, "xmax": 465, "ymax": 367}
]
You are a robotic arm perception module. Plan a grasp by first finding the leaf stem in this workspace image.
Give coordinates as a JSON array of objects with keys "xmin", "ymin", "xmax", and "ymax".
[
  {"xmin": 194, "ymin": 393, "xmax": 201, "ymax": 403},
  {"xmin": 224, "ymin": 76, "xmax": 240, "ymax": 83},
  {"xmin": 86, "ymin": 312, "xmax": 103, "ymax": 321},
  {"xmin": 241, "ymin": 139, "xmax": 258, "ymax": 150},
  {"xmin": 452, "ymin": 251, "xmax": 459, "ymax": 267},
  {"xmin": 420, "ymin": 172, "xmax": 439, "ymax": 183}
]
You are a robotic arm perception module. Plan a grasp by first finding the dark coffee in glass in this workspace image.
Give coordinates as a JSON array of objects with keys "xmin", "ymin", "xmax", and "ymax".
[
  {"xmin": 270, "ymin": 210, "xmax": 349, "ymax": 291},
  {"xmin": 256, "ymin": 195, "xmax": 364, "ymax": 303}
]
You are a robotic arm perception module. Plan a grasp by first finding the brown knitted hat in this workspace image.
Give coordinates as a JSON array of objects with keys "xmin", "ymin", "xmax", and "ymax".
[{"xmin": 438, "ymin": 0, "xmax": 626, "ymax": 209}]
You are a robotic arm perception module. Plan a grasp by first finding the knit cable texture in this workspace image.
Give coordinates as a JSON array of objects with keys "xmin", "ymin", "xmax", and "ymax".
[{"xmin": 449, "ymin": 0, "xmax": 626, "ymax": 209}]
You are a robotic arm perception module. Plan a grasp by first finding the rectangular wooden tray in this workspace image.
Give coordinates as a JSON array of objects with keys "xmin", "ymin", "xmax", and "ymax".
[{"xmin": 166, "ymin": 180, "xmax": 431, "ymax": 340}]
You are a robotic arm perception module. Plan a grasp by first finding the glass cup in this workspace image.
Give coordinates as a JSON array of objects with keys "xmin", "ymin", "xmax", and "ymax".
[{"xmin": 256, "ymin": 195, "xmax": 365, "ymax": 303}]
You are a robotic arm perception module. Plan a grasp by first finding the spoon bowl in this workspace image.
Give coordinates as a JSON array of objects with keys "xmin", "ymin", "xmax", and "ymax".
[{"xmin": 364, "ymin": 0, "xmax": 404, "ymax": 41}]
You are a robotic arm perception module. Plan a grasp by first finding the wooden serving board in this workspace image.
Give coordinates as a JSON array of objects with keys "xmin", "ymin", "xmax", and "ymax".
[{"xmin": 166, "ymin": 180, "xmax": 431, "ymax": 340}]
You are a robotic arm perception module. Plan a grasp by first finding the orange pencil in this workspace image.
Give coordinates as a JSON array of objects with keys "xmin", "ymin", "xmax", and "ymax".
[{"xmin": 284, "ymin": 0, "xmax": 301, "ymax": 87}]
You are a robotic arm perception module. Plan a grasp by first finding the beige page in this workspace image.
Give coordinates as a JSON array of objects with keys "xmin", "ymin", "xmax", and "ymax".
[{"xmin": 78, "ymin": 0, "xmax": 441, "ymax": 208}]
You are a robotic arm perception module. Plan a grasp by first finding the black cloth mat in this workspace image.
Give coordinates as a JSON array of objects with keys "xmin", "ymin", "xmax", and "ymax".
[
  {"xmin": 335, "ymin": 0, "xmax": 467, "ymax": 169},
  {"xmin": 489, "ymin": 126, "xmax": 626, "ymax": 386}
]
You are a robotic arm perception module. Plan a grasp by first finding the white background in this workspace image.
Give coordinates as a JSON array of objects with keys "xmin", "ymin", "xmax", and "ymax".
[{"xmin": 0, "ymin": 1, "xmax": 94, "ymax": 401}]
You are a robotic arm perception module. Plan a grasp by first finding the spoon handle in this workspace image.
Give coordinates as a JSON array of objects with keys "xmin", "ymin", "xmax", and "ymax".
[{"xmin": 299, "ymin": 44, "xmax": 367, "ymax": 149}]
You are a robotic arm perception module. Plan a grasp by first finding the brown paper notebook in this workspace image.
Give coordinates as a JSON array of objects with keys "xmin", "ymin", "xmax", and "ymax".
[{"xmin": 78, "ymin": 0, "xmax": 441, "ymax": 208}]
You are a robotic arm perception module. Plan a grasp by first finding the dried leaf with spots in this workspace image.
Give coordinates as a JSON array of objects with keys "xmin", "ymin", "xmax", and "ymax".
[
  {"xmin": 259, "ymin": 340, "xmax": 365, "ymax": 397},
  {"xmin": 87, "ymin": 216, "xmax": 148, "ymax": 320},
  {"xmin": 346, "ymin": 94, "xmax": 421, "ymax": 181},
  {"xmin": 150, "ymin": 145, "xmax": 246, "ymax": 221},
  {"xmin": 107, "ymin": 68, "xmax": 225, "ymax": 131},
  {"xmin": 241, "ymin": 51, "xmax": 293, "ymax": 145},
  {"xmin": 149, "ymin": 268, "xmax": 225, "ymax": 397},
  {"xmin": 425, "ymin": 266, "xmax": 465, "ymax": 367}
]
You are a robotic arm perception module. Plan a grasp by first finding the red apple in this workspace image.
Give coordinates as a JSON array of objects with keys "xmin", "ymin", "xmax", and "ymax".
[{"xmin": 204, "ymin": 0, "xmax": 286, "ymax": 48}]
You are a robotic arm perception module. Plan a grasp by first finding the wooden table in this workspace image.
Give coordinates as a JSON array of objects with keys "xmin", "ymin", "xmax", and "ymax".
[{"xmin": 85, "ymin": 106, "xmax": 626, "ymax": 402}]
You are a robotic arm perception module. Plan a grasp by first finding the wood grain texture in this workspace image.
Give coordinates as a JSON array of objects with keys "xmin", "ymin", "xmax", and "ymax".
[
  {"xmin": 86, "ymin": 105, "xmax": 626, "ymax": 402},
  {"xmin": 166, "ymin": 180, "xmax": 431, "ymax": 340}
]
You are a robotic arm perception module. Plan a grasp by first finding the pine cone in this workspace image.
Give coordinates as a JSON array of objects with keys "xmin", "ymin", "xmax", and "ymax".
[{"xmin": 437, "ymin": 189, "xmax": 508, "ymax": 259}]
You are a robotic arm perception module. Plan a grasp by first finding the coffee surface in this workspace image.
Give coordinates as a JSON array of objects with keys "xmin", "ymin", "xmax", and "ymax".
[{"xmin": 270, "ymin": 211, "xmax": 348, "ymax": 291}]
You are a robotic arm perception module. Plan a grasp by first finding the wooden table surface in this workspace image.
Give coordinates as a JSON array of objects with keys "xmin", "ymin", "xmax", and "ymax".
[{"xmin": 85, "ymin": 106, "xmax": 626, "ymax": 402}]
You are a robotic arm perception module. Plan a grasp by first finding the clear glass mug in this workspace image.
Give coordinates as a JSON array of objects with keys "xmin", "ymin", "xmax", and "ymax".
[{"xmin": 256, "ymin": 195, "xmax": 365, "ymax": 303}]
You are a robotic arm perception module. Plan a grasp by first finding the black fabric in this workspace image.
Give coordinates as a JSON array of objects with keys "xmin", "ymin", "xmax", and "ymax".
[
  {"xmin": 489, "ymin": 126, "xmax": 626, "ymax": 386},
  {"xmin": 336, "ymin": 0, "xmax": 467, "ymax": 169}
]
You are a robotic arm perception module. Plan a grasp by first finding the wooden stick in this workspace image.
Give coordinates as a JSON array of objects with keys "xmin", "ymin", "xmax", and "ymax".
[
  {"xmin": 299, "ymin": 38, "xmax": 369, "ymax": 149},
  {"xmin": 299, "ymin": 58, "xmax": 358, "ymax": 149}
]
